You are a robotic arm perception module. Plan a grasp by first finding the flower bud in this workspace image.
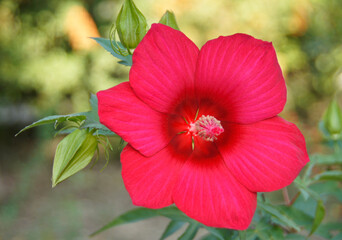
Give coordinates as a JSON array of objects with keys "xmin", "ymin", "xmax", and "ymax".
[
  {"xmin": 116, "ymin": 0, "xmax": 147, "ymax": 49},
  {"xmin": 52, "ymin": 129, "xmax": 98, "ymax": 187},
  {"xmin": 159, "ymin": 10, "xmax": 180, "ymax": 30},
  {"xmin": 323, "ymin": 99, "xmax": 342, "ymax": 138}
]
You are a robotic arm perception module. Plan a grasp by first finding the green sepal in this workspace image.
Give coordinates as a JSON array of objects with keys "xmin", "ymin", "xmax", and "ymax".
[
  {"xmin": 159, "ymin": 10, "xmax": 180, "ymax": 30},
  {"xmin": 52, "ymin": 128, "xmax": 98, "ymax": 187}
]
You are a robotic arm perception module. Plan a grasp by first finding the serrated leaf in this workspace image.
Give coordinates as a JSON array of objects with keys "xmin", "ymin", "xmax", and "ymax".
[
  {"xmin": 52, "ymin": 129, "xmax": 97, "ymax": 187},
  {"xmin": 258, "ymin": 201, "xmax": 300, "ymax": 232},
  {"xmin": 313, "ymin": 170, "xmax": 342, "ymax": 182},
  {"xmin": 15, "ymin": 113, "xmax": 86, "ymax": 136},
  {"xmin": 160, "ymin": 220, "xmax": 185, "ymax": 240},
  {"xmin": 92, "ymin": 37, "xmax": 132, "ymax": 66},
  {"xmin": 308, "ymin": 200, "xmax": 325, "ymax": 236},
  {"xmin": 178, "ymin": 223, "xmax": 199, "ymax": 240}
]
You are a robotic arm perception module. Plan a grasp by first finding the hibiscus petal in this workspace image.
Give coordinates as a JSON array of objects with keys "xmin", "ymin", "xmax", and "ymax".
[
  {"xmin": 195, "ymin": 33, "xmax": 286, "ymax": 123},
  {"xmin": 218, "ymin": 116, "xmax": 310, "ymax": 192},
  {"xmin": 121, "ymin": 143, "xmax": 187, "ymax": 208},
  {"xmin": 130, "ymin": 23, "xmax": 199, "ymax": 113},
  {"xmin": 173, "ymin": 152, "xmax": 257, "ymax": 229},
  {"xmin": 97, "ymin": 82, "xmax": 171, "ymax": 157}
]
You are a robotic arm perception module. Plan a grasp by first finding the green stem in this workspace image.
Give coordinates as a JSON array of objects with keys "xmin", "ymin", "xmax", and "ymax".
[
  {"xmin": 239, "ymin": 230, "xmax": 246, "ymax": 240},
  {"xmin": 282, "ymin": 187, "xmax": 290, "ymax": 206},
  {"xmin": 333, "ymin": 140, "xmax": 341, "ymax": 154},
  {"xmin": 289, "ymin": 191, "xmax": 301, "ymax": 206}
]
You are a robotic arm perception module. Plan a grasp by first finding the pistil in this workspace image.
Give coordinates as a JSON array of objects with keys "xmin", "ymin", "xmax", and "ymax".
[{"xmin": 189, "ymin": 115, "xmax": 224, "ymax": 142}]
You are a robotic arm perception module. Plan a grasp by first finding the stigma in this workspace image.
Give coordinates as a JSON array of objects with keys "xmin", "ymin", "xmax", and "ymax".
[{"xmin": 189, "ymin": 115, "xmax": 224, "ymax": 142}]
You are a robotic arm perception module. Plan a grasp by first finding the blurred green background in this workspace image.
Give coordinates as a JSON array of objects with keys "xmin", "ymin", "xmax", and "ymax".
[{"xmin": 1, "ymin": 0, "xmax": 342, "ymax": 239}]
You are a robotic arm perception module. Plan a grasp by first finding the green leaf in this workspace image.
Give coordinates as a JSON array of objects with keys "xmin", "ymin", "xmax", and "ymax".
[
  {"xmin": 160, "ymin": 220, "xmax": 185, "ymax": 240},
  {"xmin": 253, "ymin": 219, "xmax": 284, "ymax": 240},
  {"xmin": 90, "ymin": 208, "xmax": 159, "ymax": 236},
  {"xmin": 292, "ymin": 194, "xmax": 317, "ymax": 218},
  {"xmin": 310, "ymin": 153, "xmax": 342, "ymax": 165},
  {"xmin": 276, "ymin": 205, "xmax": 313, "ymax": 231},
  {"xmin": 200, "ymin": 234, "xmax": 220, "ymax": 240},
  {"xmin": 332, "ymin": 232, "xmax": 342, "ymax": 240},
  {"xmin": 294, "ymin": 178, "xmax": 320, "ymax": 200},
  {"xmin": 310, "ymin": 181, "xmax": 342, "ymax": 202},
  {"xmin": 92, "ymin": 37, "xmax": 132, "ymax": 66},
  {"xmin": 90, "ymin": 206, "xmax": 192, "ymax": 237},
  {"xmin": 178, "ymin": 223, "xmax": 199, "ymax": 240},
  {"xmin": 88, "ymin": 93, "xmax": 99, "ymax": 121},
  {"xmin": 308, "ymin": 200, "xmax": 325, "ymax": 236},
  {"xmin": 15, "ymin": 113, "xmax": 86, "ymax": 136},
  {"xmin": 81, "ymin": 94, "xmax": 115, "ymax": 136},
  {"xmin": 313, "ymin": 170, "xmax": 342, "ymax": 182},
  {"xmin": 157, "ymin": 206, "xmax": 193, "ymax": 222},
  {"xmin": 257, "ymin": 201, "xmax": 300, "ymax": 232},
  {"xmin": 316, "ymin": 222, "xmax": 342, "ymax": 239},
  {"xmin": 284, "ymin": 234, "xmax": 306, "ymax": 240},
  {"xmin": 52, "ymin": 129, "xmax": 97, "ymax": 187},
  {"xmin": 202, "ymin": 226, "xmax": 235, "ymax": 240}
]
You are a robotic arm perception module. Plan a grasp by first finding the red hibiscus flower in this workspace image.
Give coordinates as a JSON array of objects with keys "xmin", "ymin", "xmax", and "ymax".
[{"xmin": 97, "ymin": 24, "xmax": 309, "ymax": 230}]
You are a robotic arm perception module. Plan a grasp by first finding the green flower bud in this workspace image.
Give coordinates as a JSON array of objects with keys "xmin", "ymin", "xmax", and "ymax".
[
  {"xmin": 159, "ymin": 10, "xmax": 180, "ymax": 30},
  {"xmin": 323, "ymin": 99, "xmax": 342, "ymax": 138},
  {"xmin": 52, "ymin": 129, "xmax": 98, "ymax": 187},
  {"xmin": 116, "ymin": 0, "xmax": 147, "ymax": 49}
]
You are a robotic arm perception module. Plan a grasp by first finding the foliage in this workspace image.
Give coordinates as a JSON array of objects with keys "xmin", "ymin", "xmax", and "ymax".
[
  {"xmin": 4, "ymin": 0, "xmax": 342, "ymax": 239},
  {"xmin": 15, "ymin": 28, "xmax": 342, "ymax": 240}
]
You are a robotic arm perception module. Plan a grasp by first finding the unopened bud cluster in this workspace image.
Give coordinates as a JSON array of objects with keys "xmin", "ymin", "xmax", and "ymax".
[
  {"xmin": 322, "ymin": 98, "xmax": 342, "ymax": 140},
  {"xmin": 114, "ymin": 0, "xmax": 180, "ymax": 51}
]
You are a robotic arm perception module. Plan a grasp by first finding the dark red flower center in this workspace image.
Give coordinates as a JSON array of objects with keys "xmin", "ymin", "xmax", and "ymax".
[{"xmin": 168, "ymin": 98, "xmax": 227, "ymax": 158}]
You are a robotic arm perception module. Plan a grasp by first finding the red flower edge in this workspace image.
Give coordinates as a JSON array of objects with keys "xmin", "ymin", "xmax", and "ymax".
[{"xmin": 97, "ymin": 24, "xmax": 309, "ymax": 230}]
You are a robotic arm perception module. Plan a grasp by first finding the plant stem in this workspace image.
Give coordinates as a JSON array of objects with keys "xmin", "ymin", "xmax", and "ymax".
[
  {"xmin": 239, "ymin": 230, "xmax": 246, "ymax": 240},
  {"xmin": 289, "ymin": 191, "xmax": 301, "ymax": 206},
  {"xmin": 282, "ymin": 187, "xmax": 290, "ymax": 206}
]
